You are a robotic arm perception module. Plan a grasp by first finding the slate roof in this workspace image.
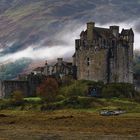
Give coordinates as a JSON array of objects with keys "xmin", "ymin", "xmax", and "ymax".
[
  {"xmin": 121, "ymin": 29, "xmax": 130, "ymax": 36},
  {"xmin": 81, "ymin": 27, "xmax": 115, "ymax": 39},
  {"xmin": 33, "ymin": 67, "xmax": 44, "ymax": 72},
  {"xmin": 121, "ymin": 29, "xmax": 134, "ymax": 36},
  {"xmin": 94, "ymin": 27, "xmax": 115, "ymax": 38}
]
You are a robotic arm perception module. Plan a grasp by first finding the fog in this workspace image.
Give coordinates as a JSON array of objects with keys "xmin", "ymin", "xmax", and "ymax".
[{"xmin": 0, "ymin": 21, "xmax": 140, "ymax": 64}]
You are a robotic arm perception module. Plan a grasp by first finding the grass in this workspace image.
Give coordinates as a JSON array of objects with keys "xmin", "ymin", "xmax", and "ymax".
[
  {"xmin": 0, "ymin": 96, "xmax": 140, "ymax": 113},
  {"xmin": 0, "ymin": 109, "xmax": 139, "ymax": 140},
  {"xmin": 0, "ymin": 96, "xmax": 140, "ymax": 139},
  {"xmin": 24, "ymin": 97, "xmax": 41, "ymax": 102}
]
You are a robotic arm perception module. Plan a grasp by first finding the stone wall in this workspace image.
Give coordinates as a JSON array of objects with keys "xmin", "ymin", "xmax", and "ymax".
[
  {"xmin": 0, "ymin": 74, "xmax": 46, "ymax": 98},
  {"xmin": 76, "ymin": 47, "xmax": 108, "ymax": 82},
  {"xmin": 0, "ymin": 80, "xmax": 29, "ymax": 98},
  {"xmin": 74, "ymin": 22, "xmax": 134, "ymax": 84}
]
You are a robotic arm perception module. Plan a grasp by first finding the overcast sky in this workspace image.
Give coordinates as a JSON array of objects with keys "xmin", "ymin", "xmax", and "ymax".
[
  {"xmin": 0, "ymin": 21, "xmax": 139, "ymax": 64},
  {"xmin": 0, "ymin": 0, "xmax": 140, "ymax": 63}
]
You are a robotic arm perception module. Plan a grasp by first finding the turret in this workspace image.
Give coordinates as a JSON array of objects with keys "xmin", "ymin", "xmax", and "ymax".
[
  {"xmin": 87, "ymin": 22, "xmax": 95, "ymax": 43},
  {"xmin": 121, "ymin": 28, "xmax": 134, "ymax": 43},
  {"xmin": 45, "ymin": 60, "xmax": 48, "ymax": 66},
  {"xmin": 57, "ymin": 58, "xmax": 63, "ymax": 66},
  {"xmin": 75, "ymin": 39, "xmax": 81, "ymax": 50},
  {"xmin": 110, "ymin": 26, "xmax": 119, "ymax": 38},
  {"xmin": 129, "ymin": 28, "xmax": 134, "ymax": 43}
]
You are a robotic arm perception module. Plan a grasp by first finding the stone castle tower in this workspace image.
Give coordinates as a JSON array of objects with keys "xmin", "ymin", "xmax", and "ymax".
[{"xmin": 73, "ymin": 22, "xmax": 134, "ymax": 83}]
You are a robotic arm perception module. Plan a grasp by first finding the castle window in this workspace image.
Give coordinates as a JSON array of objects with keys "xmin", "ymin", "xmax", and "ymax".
[
  {"xmin": 87, "ymin": 57, "xmax": 90, "ymax": 66},
  {"xmin": 87, "ymin": 70, "xmax": 90, "ymax": 78},
  {"xmin": 112, "ymin": 40, "xmax": 115, "ymax": 46},
  {"xmin": 95, "ymin": 46, "xmax": 98, "ymax": 52},
  {"xmin": 104, "ymin": 39, "xmax": 106, "ymax": 45},
  {"xmin": 110, "ymin": 49, "xmax": 114, "ymax": 57}
]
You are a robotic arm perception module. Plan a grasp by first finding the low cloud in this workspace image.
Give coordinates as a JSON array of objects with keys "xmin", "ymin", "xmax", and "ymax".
[
  {"xmin": 0, "ymin": 21, "xmax": 84, "ymax": 63},
  {"xmin": 0, "ymin": 21, "xmax": 140, "ymax": 64}
]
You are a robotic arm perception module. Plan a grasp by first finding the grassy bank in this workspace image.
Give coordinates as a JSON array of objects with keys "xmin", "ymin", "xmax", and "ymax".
[
  {"xmin": 0, "ymin": 97, "xmax": 140, "ymax": 114},
  {"xmin": 0, "ymin": 109, "xmax": 140, "ymax": 140},
  {"xmin": 0, "ymin": 93, "xmax": 140, "ymax": 139}
]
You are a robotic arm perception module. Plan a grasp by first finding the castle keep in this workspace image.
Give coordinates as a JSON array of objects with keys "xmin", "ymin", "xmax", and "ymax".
[
  {"xmin": 0, "ymin": 22, "xmax": 135, "ymax": 98},
  {"xmin": 73, "ymin": 22, "xmax": 134, "ymax": 83}
]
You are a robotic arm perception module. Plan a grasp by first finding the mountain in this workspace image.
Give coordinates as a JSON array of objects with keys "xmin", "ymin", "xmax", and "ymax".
[
  {"xmin": 0, "ymin": 0, "xmax": 140, "ymax": 79},
  {"xmin": 0, "ymin": 58, "xmax": 31, "ymax": 80},
  {"xmin": 0, "ymin": 0, "xmax": 140, "ymax": 52}
]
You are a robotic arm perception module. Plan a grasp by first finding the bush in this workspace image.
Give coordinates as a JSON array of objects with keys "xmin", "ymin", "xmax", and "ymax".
[
  {"xmin": 134, "ymin": 91, "xmax": 140, "ymax": 102},
  {"xmin": 10, "ymin": 90, "xmax": 24, "ymax": 106},
  {"xmin": 64, "ymin": 96, "xmax": 79, "ymax": 107},
  {"xmin": 40, "ymin": 102, "xmax": 63, "ymax": 111},
  {"xmin": 61, "ymin": 75, "xmax": 74, "ymax": 86},
  {"xmin": 0, "ymin": 99, "xmax": 11, "ymax": 110},
  {"xmin": 59, "ymin": 80, "xmax": 104, "ymax": 98},
  {"xmin": 59, "ymin": 80, "xmax": 88, "ymax": 97},
  {"xmin": 102, "ymin": 83, "xmax": 136, "ymax": 98},
  {"xmin": 37, "ymin": 78, "xmax": 59, "ymax": 103},
  {"xmin": 63, "ymin": 96, "xmax": 100, "ymax": 109},
  {"xmin": 56, "ymin": 95, "xmax": 65, "ymax": 101}
]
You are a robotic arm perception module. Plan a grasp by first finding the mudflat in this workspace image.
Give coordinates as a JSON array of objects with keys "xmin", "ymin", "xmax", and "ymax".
[{"xmin": 0, "ymin": 110, "xmax": 139, "ymax": 140}]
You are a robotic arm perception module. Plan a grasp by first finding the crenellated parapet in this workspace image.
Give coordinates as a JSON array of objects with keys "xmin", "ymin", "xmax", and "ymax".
[{"xmin": 73, "ymin": 21, "xmax": 134, "ymax": 83}]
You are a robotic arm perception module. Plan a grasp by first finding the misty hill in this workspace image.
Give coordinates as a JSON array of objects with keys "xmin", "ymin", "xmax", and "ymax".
[
  {"xmin": 0, "ymin": 58, "xmax": 31, "ymax": 80},
  {"xmin": 0, "ymin": 0, "xmax": 140, "ymax": 51},
  {"xmin": 0, "ymin": 0, "xmax": 140, "ymax": 79}
]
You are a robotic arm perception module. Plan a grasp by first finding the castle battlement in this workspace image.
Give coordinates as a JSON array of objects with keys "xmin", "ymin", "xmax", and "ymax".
[{"xmin": 73, "ymin": 22, "xmax": 134, "ymax": 83}]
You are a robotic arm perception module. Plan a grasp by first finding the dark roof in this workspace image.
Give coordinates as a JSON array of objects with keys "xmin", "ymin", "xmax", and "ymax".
[
  {"xmin": 54, "ymin": 61, "xmax": 72, "ymax": 69},
  {"xmin": 80, "ymin": 31, "xmax": 85, "ymax": 36},
  {"xmin": 33, "ymin": 67, "xmax": 44, "ymax": 72},
  {"xmin": 121, "ymin": 29, "xmax": 134, "ymax": 36},
  {"xmin": 94, "ymin": 27, "xmax": 115, "ymax": 38},
  {"xmin": 65, "ymin": 62, "xmax": 72, "ymax": 66},
  {"xmin": 82, "ymin": 27, "xmax": 115, "ymax": 39},
  {"xmin": 121, "ymin": 29, "xmax": 130, "ymax": 36}
]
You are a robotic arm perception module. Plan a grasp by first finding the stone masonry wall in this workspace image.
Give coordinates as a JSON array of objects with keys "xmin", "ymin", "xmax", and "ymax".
[
  {"xmin": 76, "ymin": 47, "xmax": 108, "ymax": 83},
  {"xmin": 0, "ymin": 80, "xmax": 29, "ymax": 98}
]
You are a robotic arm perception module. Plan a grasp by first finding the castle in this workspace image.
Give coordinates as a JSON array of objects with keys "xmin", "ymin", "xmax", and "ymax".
[
  {"xmin": 73, "ymin": 22, "xmax": 134, "ymax": 83},
  {"xmin": 0, "ymin": 22, "xmax": 135, "ymax": 98}
]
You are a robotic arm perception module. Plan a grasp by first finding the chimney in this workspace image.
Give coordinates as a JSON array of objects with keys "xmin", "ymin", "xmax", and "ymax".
[
  {"xmin": 87, "ymin": 22, "xmax": 95, "ymax": 43},
  {"xmin": 110, "ymin": 26, "xmax": 119, "ymax": 38},
  {"xmin": 45, "ymin": 60, "xmax": 48, "ymax": 65},
  {"xmin": 57, "ymin": 58, "xmax": 63, "ymax": 65}
]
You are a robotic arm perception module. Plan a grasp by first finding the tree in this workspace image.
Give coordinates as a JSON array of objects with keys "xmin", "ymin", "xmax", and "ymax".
[{"xmin": 37, "ymin": 78, "xmax": 59, "ymax": 102}]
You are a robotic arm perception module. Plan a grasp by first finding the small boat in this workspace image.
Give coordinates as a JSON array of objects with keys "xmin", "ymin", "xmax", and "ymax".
[{"xmin": 99, "ymin": 110, "xmax": 126, "ymax": 116}]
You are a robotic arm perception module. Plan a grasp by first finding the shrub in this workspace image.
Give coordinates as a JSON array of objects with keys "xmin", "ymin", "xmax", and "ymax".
[
  {"xmin": 10, "ymin": 90, "xmax": 24, "ymax": 106},
  {"xmin": 40, "ymin": 102, "xmax": 63, "ymax": 111},
  {"xmin": 37, "ymin": 78, "xmax": 59, "ymax": 103},
  {"xmin": 61, "ymin": 75, "xmax": 74, "ymax": 86},
  {"xmin": 63, "ymin": 96, "xmax": 79, "ymax": 108},
  {"xmin": 59, "ymin": 80, "xmax": 88, "ymax": 97},
  {"xmin": 59, "ymin": 80, "xmax": 104, "ymax": 98},
  {"xmin": 56, "ymin": 95, "xmax": 65, "ymax": 101},
  {"xmin": 134, "ymin": 91, "xmax": 140, "ymax": 102},
  {"xmin": 0, "ymin": 99, "xmax": 11, "ymax": 110},
  {"xmin": 102, "ymin": 83, "xmax": 136, "ymax": 98}
]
